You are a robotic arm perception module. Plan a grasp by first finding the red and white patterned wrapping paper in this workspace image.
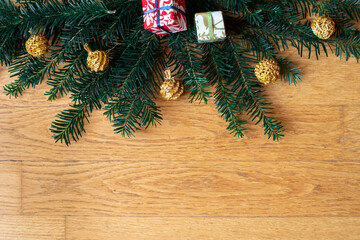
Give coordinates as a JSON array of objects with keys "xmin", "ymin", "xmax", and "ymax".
[{"xmin": 142, "ymin": 0, "xmax": 187, "ymax": 35}]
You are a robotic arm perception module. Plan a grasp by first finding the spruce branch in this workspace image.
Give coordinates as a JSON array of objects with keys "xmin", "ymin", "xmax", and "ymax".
[
  {"xmin": 99, "ymin": 0, "xmax": 142, "ymax": 43},
  {"xmin": 45, "ymin": 50, "xmax": 87, "ymax": 101},
  {"xmin": 106, "ymin": 94, "xmax": 162, "ymax": 137},
  {"xmin": 226, "ymin": 36, "xmax": 284, "ymax": 140},
  {"xmin": 203, "ymin": 43, "xmax": 247, "ymax": 137},
  {"xmin": 104, "ymin": 31, "xmax": 163, "ymax": 136},
  {"xmin": 0, "ymin": 0, "xmax": 21, "ymax": 24},
  {"xmin": 214, "ymin": 0, "xmax": 265, "ymax": 25},
  {"xmin": 109, "ymin": 32, "xmax": 160, "ymax": 99},
  {"xmin": 110, "ymin": 96, "xmax": 141, "ymax": 137},
  {"xmin": 50, "ymin": 102, "xmax": 91, "ymax": 146},
  {"xmin": 19, "ymin": 0, "xmax": 111, "ymax": 34},
  {"xmin": 5, "ymin": 50, "xmax": 47, "ymax": 97},
  {"xmin": 248, "ymin": 19, "xmax": 330, "ymax": 59},
  {"xmin": 70, "ymin": 66, "xmax": 110, "ymax": 108},
  {"xmin": 169, "ymin": 31, "xmax": 211, "ymax": 103},
  {"xmin": 0, "ymin": 28, "xmax": 21, "ymax": 65},
  {"xmin": 332, "ymin": 29, "xmax": 360, "ymax": 61},
  {"xmin": 3, "ymin": 81, "xmax": 25, "ymax": 98},
  {"xmin": 139, "ymin": 95, "xmax": 162, "ymax": 129},
  {"xmin": 0, "ymin": 1, "xmax": 22, "ymax": 65},
  {"xmin": 315, "ymin": 0, "xmax": 360, "ymax": 21},
  {"xmin": 284, "ymin": 0, "xmax": 316, "ymax": 18}
]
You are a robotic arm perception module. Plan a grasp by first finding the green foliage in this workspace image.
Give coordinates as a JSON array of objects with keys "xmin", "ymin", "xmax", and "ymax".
[
  {"xmin": 45, "ymin": 50, "xmax": 87, "ymax": 101},
  {"xmin": 105, "ymin": 95, "xmax": 162, "ymax": 137},
  {"xmin": 6, "ymin": 49, "xmax": 48, "ymax": 94},
  {"xmin": 50, "ymin": 103, "xmax": 91, "ymax": 145},
  {"xmin": 1, "ymin": 0, "xmax": 359, "ymax": 144},
  {"xmin": 169, "ymin": 31, "xmax": 211, "ymax": 103},
  {"xmin": 103, "ymin": 31, "xmax": 164, "ymax": 137},
  {"xmin": 315, "ymin": 0, "xmax": 360, "ymax": 21},
  {"xmin": 225, "ymin": 36, "xmax": 284, "ymax": 140},
  {"xmin": 202, "ymin": 42, "xmax": 248, "ymax": 137},
  {"xmin": 0, "ymin": 0, "xmax": 22, "ymax": 65}
]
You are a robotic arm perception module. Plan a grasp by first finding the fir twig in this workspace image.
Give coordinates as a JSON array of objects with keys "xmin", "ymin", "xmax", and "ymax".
[
  {"xmin": 169, "ymin": 31, "xmax": 211, "ymax": 103},
  {"xmin": 226, "ymin": 36, "xmax": 284, "ymax": 140},
  {"xmin": 50, "ymin": 102, "xmax": 91, "ymax": 146},
  {"xmin": 203, "ymin": 43, "xmax": 248, "ymax": 137}
]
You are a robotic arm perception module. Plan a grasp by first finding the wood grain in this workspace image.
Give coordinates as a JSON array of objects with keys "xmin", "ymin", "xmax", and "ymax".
[
  {"xmin": 270, "ymin": 50, "xmax": 360, "ymax": 106},
  {"xmin": 66, "ymin": 216, "xmax": 360, "ymax": 240},
  {"xmin": 22, "ymin": 161, "xmax": 360, "ymax": 216},
  {"xmin": 0, "ymin": 215, "xmax": 65, "ymax": 240},
  {"xmin": 0, "ymin": 161, "xmax": 21, "ymax": 214},
  {"xmin": 344, "ymin": 105, "xmax": 360, "ymax": 161},
  {"xmin": 1, "ymin": 41, "xmax": 360, "ymax": 239},
  {"xmin": 0, "ymin": 104, "xmax": 342, "ymax": 161}
]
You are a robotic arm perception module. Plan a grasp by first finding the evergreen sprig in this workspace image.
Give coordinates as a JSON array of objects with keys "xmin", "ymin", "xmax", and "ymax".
[
  {"xmin": 50, "ymin": 102, "xmax": 91, "ymax": 145},
  {"xmin": 203, "ymin": 42, "xmax": 248, "ymax": 137},
  {"xmin": 1, "ymin": 0, "xmax": 359, "ymax": 144},
  {"xmin": 225, "ymin": 36, "xmax": 284, "ymax": 140},
  {"xmin": 169, "ymin": 31, "xmax": 211, "ymax": 103}
]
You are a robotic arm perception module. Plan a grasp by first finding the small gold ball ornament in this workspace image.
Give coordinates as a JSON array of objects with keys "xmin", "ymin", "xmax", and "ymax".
[
  {"xmin": 254, "ymin": 59, "xmax": 280, "ymax": 85},
  {"xmin": 84, "ymin": 44, "xmax": 109, "ymax": 72},
  {"xmin": 25, "ymin": 34, "xmax": 50, "ymax": 57},
  {"xmin": 160, "ymin": 69, "xmax": 184, "ymax": 101},
  {"xmin": 311, "ymin": 16, "xmax": 336, "ymax": 40}
]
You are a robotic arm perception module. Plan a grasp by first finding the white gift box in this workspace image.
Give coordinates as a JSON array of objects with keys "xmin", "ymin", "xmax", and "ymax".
[{"xmin": 195, "ymin": 11, "xmax": 226, "ymax": 43}]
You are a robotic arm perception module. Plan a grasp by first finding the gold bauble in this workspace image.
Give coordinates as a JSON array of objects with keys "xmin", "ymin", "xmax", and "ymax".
[
  {"xmin": 84, "ymin": 44, "xmax": 109, "ymax": 72},
  {"xmin": 160, "ymin": 69, "xmax": 184, "ymax": 101},
  {"xmin": 311, "ymin": 16, "xmax": 336, "ymax": 40},
  {"xmin": 25, "ymin": 34, "xmax": 50, "ymax": 57},
  {"xmin": 254, "ymin": 59, "xmax": 280, "ymax": 85}
]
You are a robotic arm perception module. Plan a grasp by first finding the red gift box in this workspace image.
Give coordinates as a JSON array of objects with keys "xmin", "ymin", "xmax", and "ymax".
[{"xmin": 142, "ymin": 0, "xmax": 187, "ymax": 35}]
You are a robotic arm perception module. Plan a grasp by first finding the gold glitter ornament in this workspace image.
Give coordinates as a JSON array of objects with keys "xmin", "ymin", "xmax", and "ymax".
[
  {"xmin": 254, "ymin": 59, "xmax": 280, "ymax": 85},
  {"xmin": 84, "ymin": 44, "xmax": 109, "ymax": 72},
  {"xmin": 160, "ymin": 69, "xmax": 184, "ymax": 101},
  {"xmin": 25, "ymin": 34, "xmax": 50, "ymax": 57},
  {"xmin": 311, "ymin": 16, "xmax": 336, "ymax": 40}
]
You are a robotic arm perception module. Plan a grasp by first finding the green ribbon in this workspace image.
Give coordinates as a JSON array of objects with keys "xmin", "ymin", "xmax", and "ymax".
[{"xmin": 207, "ymin": 12, "xmax": 214, "ymax": 42}]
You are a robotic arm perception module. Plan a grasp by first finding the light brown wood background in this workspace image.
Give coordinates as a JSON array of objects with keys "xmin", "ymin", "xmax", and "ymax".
[{"xmin": 0, "ymin": 48, "xmax": 359, "ymax": 239}]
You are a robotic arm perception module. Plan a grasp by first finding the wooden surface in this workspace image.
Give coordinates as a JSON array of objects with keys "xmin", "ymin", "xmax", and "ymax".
[{"xmin": 0, "ymin": 48, "xmax": 360, "ymax": 239}]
